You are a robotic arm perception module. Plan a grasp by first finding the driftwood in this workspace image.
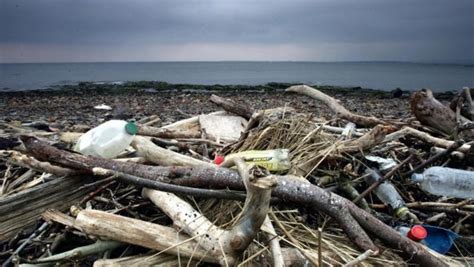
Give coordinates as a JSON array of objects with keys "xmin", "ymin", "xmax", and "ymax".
[
  {"xmin": 449, "ymin": 87, "xmax": 474, "ymax": 120},
  {"xmin": 143, "ymin": 158, "xmax": 276, "ymax": 265},
  {"xmin": 74, "ymin": 209, "xmax": 217, "ymax": 263},
  {"xmin": 0, "ymin": 175, "xmax": 95, "ymax": 240},
  {"xmin": 19, "ymin": 240, "xmax": 122, "ymax": 266},
  {"xmin": 3, "ymin": 150, "xmax": 82, "ymax": 177},
  {"xmin": 286, "ymin": 85, "xmax": 387, "ymax": 127},
  {"xmin": 410, "ymin": 88, "xmax": 474, "ymax": 139},
  {"xmin": 210, "ymin": 94, "xmax": 254, "ymax": 119},
  {"xmin": 383, "ymin": 126, "xmax": 472, "ymax": 153},
  {"xmin": 19, "ymin": 136, "xmax": 447, "ymax": 266},
  {"xmin": 47, "ymin": 209, "xmax": 318, "ymax": 266},
  {"xmin": 132, "ymin": 136, "xmax": 215, "ymax": 168},
  {"xmin": 262, "ymin": 216, "xmax": 284, "ymax": 267},
  {"xmin": 93, "ymin": 254, "xmax": 200, "ymax": 267},
  {"xmin": 137, "ymin": 124, "xmax": 201, "ymax": 139}
]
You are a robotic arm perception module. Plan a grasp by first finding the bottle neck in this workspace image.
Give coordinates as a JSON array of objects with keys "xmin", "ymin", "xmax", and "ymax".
[{"xmin": 411, "ymin": 173, "xmax": 424, "ymax": 183}]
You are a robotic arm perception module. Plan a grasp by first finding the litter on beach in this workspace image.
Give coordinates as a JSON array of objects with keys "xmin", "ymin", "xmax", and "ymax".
[{"xmin": 1, "ymin": 83, "xmax": 473, "ymax": 266}]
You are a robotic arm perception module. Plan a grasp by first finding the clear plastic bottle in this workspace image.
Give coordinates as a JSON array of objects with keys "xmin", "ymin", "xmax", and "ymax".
[
  {"xmin": 74, "ymin": 120, "xmax": 137, "ymax": 159},
  {"xmin": 411, "ymin": 167, "xmax": 474, "ymax": 199},
  {"xmin": 365, "ymin": 168, "xmax": 408, "ymax": 217}
]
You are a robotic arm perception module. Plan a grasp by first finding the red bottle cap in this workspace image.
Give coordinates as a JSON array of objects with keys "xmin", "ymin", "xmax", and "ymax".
[
  {"xmin": 407, "ymin": 225, "xmax": 427, "ymax": 242},
  {"xmin": 214, "ymin": 155, "xmax": 225, "ymax": 165}
]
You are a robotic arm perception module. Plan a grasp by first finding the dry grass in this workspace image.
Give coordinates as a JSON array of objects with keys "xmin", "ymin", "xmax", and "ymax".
[{"xmin": 194, "ymin": 197, "xmax": 405, "ymax": 266}]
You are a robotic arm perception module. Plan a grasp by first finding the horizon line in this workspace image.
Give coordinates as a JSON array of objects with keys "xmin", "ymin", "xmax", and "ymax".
[{"xmin": 2, "ymin": 60, "xmax": 473, "ymax": 65}]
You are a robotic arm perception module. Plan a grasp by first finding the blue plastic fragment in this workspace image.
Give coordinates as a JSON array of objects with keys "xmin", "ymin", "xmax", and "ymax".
[{"xmin": 422, "ymin": 225, "xmax": 459, "ymax": 254}]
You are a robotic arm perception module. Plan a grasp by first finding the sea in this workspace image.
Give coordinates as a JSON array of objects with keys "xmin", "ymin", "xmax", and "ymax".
[{"xmin": 0, "ymin": 61, "xmax": 473, "ymax": 92}]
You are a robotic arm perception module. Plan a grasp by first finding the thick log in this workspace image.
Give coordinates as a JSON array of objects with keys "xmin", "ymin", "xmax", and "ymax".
[
  {"xmin": 410, "ymin": 88, "xmax": 474, "ymax": 139},
  {"xmin": 286, "ymin": 85, "xmax": 387, "ymax": 127},
  {"xmin": 74, "ymin": 209, "xmax": 217, "ymax": 263}
]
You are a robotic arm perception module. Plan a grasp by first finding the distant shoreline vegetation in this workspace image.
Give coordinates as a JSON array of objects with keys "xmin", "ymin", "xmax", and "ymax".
[
  {"xmin": 0, "ymin": 81, "xmax": 458, "ymax": 100},
  {"xmin": 1, "ymin": 62, "xmax": 471, "ymax": 92}
]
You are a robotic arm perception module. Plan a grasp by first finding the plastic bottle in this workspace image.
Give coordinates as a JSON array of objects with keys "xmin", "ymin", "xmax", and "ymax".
[
  {"xmin": 396, "ymin": 225, "xmax": 427, "ymax": 242},
  {"xmin": 364, "ymin": 168, "xmax": 408, "ymax": 218},
  {"xmin": 411, "ymin": 167, "xmax": 474, "ymax": 199},
  {"xmin": 74, "ymin": 120, "xmax": 137, "ymax": 159},
  {"xmin": 214, "ymin": 149, "xmax": 291, "ymax": 172}
]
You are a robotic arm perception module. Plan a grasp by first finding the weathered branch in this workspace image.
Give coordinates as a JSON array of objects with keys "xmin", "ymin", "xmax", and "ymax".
[
  {"xmin": 286, "ymin": 85, "xmax": 387, "ymax": 127},
  {"xmin": 132, "ymin": 136, "xmax": 215, "ymax": 168},
  {"xmin": 74, "ymin": 209, "xmax": 217, "ymax": 263},
  {"xmin": 262, "ymin": 216, "xmax": 284, "ymax": 267},
  {"xmin": 383, "ymin": 126, "xmax": 472, "ymax": 152},
  {"xmin": 93, "ymin": 167, "xmax": 248, "ymax": 201},
  {"xmin": 410, "ymin": 88, "xmax": 474, "ymax": 139},
  {"xmin": 210, "ymin": 94, "xmax": 254, "ymax": 119},
  {"xmin": 220, "ymin": 158, "xmax": 277, "ymax": 254},
  {"xmin": 2, "ymin": 150, "xmax": 82, "ymax": 177},
  {"xmin": 449, "ymin": 87, "xmax": 474, "ymax": 120},
  {"xmin": 93, "ymin": 254, "xmax": 199, "ymax": 267},
  {"xmin": 143, "ymin": 157, "xmax": 276, "ymax": 265},
  {"xmin": 342, "ymin": 249, "xmax": 375, "ymax": 267},
  {"xmin": 22, "ymin": 240, "xmax": 122, "ymax": 265},
  {"xmin": 137, "ymin": 124, "xmax": 201, "ymax": 139}
]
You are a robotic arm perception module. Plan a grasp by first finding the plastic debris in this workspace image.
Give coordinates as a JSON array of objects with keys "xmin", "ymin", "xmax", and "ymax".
[
  {"xmin": 422, "ymin": 225, "xmax": 459, "ymax": 254},
  {"xmin": 215, "ymin": 149, "xmax": 291, "ymax": 172},
  {"xmin": 412, "ymin": 167, "xmax": 474, "ymax": 199},
  {"xmin": 365, "ymin": 155, "xmax": 397, "ymax": 171},
  {"xmin": 94, "ymin": 104, "xmax": 113, "ymax": 110},
  {"xmin": 396, "ymin": 225, "xmax": 428, "ymax": 242},
  {"xmin": 74, "ymin": 120, "xmax": 137, "ymax": 159},
  {"xmin": 365, "ymin": 168, "xmax": 408, "ymax": 218}
]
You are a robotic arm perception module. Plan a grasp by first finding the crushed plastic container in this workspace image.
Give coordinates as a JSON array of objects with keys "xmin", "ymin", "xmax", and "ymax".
[
  {"xmin": 411, "ymin": 167, "xmax": 474, "ymax": 199},
  {"xmin": 422, "ymin": 225, "xmax": 459, "ymax": 254},
  {"xmin": 396, "ymin": 225, "xmax": 427, "ymax": 242},
  {"xmin": 214, "ymin": 149, "xmax": 291, "ymax": 172},
  {"xmin": 74, "ymin": 120, "xmax": 137, "ymax": 159},
  {"xmin": 365, "ymin": 168, "xmax": 408, "ymax": 218}
]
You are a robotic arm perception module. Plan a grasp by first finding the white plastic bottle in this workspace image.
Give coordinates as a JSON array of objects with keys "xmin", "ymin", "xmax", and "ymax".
[
  {"xmin": 74, "ymin": 120, "xmax": 137, "ymax": 159},
  {"xmin": 411, "ymin": 167, "xmax": 474, "ymax": 199}
]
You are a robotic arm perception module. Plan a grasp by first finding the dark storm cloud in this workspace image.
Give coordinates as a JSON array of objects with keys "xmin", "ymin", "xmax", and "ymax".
[{"xmin": 1, "ymin": 0, "xmax": 473, "ymax": 62}]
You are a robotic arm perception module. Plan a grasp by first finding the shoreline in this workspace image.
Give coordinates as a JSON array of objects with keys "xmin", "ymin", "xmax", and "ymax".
[
  {"xmin": 1, "ymin": 81, "xmax": 387, "ymax": 95},
  {"xmin": 0, "ymin": 82, "xmax": 410, "ymax": 127},
  {"xmin": 0, "ymin": 81, "xmax": 457, "ymax": 100},
  {"xmin": 1, "ymin": 82, "xmax": 457, "ymax": 129}
]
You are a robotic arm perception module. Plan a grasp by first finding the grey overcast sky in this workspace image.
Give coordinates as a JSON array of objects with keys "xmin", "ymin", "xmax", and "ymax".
[{"xmin": 0, "ymin": 0, "xmax": 473, "ymax": 63}]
